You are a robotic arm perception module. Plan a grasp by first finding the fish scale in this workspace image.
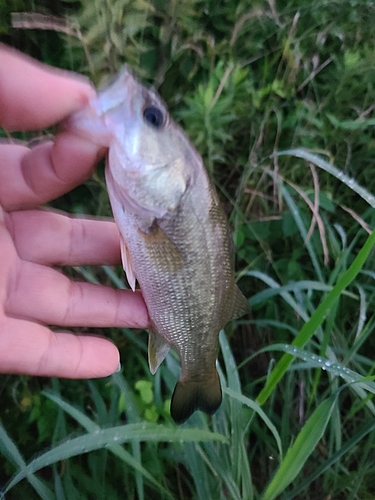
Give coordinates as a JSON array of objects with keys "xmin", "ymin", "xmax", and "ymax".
[{"xmin": 68, "ymin": 67, "xmax": 250, "ymax": 423}]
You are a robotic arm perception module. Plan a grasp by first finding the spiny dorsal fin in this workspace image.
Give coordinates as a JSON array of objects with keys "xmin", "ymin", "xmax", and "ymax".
[
  {"xmin": 148, "ymin": 328, "xmax": 170, "ymax": 375},
  {"xmin": 230, "ymin": 285, "xmax": 250, "ymax": 320}
]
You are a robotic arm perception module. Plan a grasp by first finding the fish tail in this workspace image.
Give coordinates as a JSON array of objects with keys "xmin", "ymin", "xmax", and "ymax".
[{"xmin": 170, "ymin": 370, "xmax": 222, "ymax": 424}]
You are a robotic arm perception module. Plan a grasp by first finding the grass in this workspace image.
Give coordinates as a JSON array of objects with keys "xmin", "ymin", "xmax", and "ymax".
[{"xmin": 2, "ymin": 0, "xmax": 375, "ymax": 498}]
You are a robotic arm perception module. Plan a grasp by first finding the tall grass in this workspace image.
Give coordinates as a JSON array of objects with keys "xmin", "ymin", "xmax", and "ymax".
[{"xmin": 2, "ymin": 0, "xmax": 375, "ymax": 498}]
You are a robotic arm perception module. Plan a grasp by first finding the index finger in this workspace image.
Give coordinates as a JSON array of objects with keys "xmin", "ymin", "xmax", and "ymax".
[{"xmin": 0, "ymin": 44, "xmax": 96, "ymax": 131}]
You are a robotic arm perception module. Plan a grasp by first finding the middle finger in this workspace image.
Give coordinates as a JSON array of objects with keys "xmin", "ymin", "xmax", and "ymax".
[
  {"xmin": 5, "ymin": 259, "xmax": 149, "ymax": 328},
  {"xmin": 6, "ymin": 209, "xmax": 121, "ymax": 266}
]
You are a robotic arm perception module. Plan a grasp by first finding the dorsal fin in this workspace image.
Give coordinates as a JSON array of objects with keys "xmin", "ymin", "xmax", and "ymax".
[{"xmin": 230, "ymin": 285, "xmax": 250, "ymax": 320}]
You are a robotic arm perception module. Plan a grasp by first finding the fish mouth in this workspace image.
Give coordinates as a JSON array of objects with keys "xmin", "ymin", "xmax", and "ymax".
[
  {"xmin": 95, "ymin": 66, "xmax": 138, "ymax": 115},
  {"xmin": 64, "ymin": 66, "xmax": 141, "ymax": 145}
]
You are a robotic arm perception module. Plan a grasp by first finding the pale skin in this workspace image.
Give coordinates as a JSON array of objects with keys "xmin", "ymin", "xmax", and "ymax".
[{"xmin": 0, "ymin": 45, "xmax": 149, "ymax": 379}]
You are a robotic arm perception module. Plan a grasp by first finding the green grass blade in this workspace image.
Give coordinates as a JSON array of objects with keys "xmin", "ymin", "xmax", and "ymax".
[
  {"xmin": 5, "ymin": 424, "xmax": 226, "ymax": 492},
  {"xmin": 0, "ymin": 424, "xmax": 26, "ymax": 468},
  {"xmin": 261, "ymin": 395, "xmax": 337, "ymax": 500},
  {"xmin": 112, "ymin": 372, "xmax": 142, "ymax": 422},
  {"xmin": 354, "ymin": 284, "xmax": 367, "ymax": 340},
  {"xmin": 249, "ymin": 280, "xmax": 356, "ymax": 304},
  {"xmin": 260, "ymin": 344, "xmax": 375, "ymax": 412},
  {"xmin": 246, "ymin": 270, "xmax": 309, "ymax": 321},
  {"xmin": 288, "ymin": 417, "xmax": 375, "ymax": 497},
  {"xmin": 219, "ymin": 329, "xmax": 242, "ymax": 392},
  {"xmin": 224, "ymin": 388, "xmax": 282, "ymax": 460},
  {"xmin": 259, "ymin": 344, "xmax": 375, "ymax": 391},
  {"xmin": 280, "ymin": 183, "xmax": 324, "ymax": 282},
  {"xmin": 256, "ymin": 229, "xmax": 375, "ymax": 405},
  {"xmin": 219, "ymin": 330, "xmax": 248, "ymax": 492},
  {"xmin": 132, "ymin": 440, "xmax": 144, "ymax": 500},
  {"xmin": 87, "ymin": 380, "xmax": 108, "ymax": 423},
  {"xmin": 196, "ymin": 442, "xmax": 243, "ymax": 500},
  {"xmin": 102, "ymin": 265, "xmax": 126, "ymax": 289},
  {"xmin": 183, "ymin": 442, "xmax": 214, "ymax": 500},
  {"xmin": 239, "ymin": 439, "xmax": 254, "ymax": 500},
  {"xmin": 43, "ymin": 392, "xmax": 175, "ymax": 499},
  {"xmin": 277, "ymin": 149, "xmax": 375, "ymax": 208},
  {"xmin": 43, "ymin": 391, "xmax": 100, "ymax": 431},
  {"xmin": 0, "ymin": 425, "xmax": 54, "ymax": 500}
]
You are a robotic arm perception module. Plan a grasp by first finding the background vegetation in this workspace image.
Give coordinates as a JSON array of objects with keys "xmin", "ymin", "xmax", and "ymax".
[{"xmin": 1, "ymin": 0, "xmax": 375, "ymax": 498}]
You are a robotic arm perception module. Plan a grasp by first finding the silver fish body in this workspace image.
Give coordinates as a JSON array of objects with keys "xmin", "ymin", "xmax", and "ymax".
[{"xmin": 69, "ymin": 68, "xmax": 249, "ymax": 423}]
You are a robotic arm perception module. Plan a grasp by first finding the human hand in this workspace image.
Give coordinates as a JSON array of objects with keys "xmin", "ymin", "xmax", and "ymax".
[{"xmin": 0, "ymin": 45, "xmax": 149, "ymax": 379}]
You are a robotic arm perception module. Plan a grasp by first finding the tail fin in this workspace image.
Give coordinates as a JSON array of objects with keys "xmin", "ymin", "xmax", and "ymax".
[{"xmin": 170, "ymin": 371, "xmax": 222, "ymax": 424}]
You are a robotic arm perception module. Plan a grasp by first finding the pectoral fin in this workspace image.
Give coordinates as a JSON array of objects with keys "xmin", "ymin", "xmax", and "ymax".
[
  {"xmin": 148, "ymin": 328, "xmax": 171, "ymax": 375},
  {"xmin": 230, "ymin": 285, "xmax": 251, "ymax": 320},
  {"xmin": 120, "ymin": 239, "xmax": 136, "ymax": 292},
  {"xmin": 139, "ymin": 224, "xmax": 184, "ymax": 272}
]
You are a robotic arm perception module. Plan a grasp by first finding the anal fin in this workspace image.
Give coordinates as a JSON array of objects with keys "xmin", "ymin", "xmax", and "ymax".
[{"xmin": 148, "ymin": 328, "xmax": 171, "ymax": 375}]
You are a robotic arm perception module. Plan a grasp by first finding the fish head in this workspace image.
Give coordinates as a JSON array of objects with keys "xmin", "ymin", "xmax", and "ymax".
[{"xmin": 68, "ymin": 67, "xmax": 199, "ymax": 220}]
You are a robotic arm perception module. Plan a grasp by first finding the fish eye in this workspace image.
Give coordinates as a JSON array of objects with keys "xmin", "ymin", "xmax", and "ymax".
[{"xmin": 143, "ymin": 106, "xmax": 165, "ymax": 128}]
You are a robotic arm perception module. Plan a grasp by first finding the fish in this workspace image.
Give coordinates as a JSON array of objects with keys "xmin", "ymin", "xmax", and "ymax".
[{"xmin": 68, "ymin": 67, "xmax": 250, "ymax": 424}]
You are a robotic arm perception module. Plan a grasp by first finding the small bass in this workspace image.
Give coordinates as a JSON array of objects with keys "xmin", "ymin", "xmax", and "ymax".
[{"xmin": 69, "ymin": 68, "xmax": 249, "ymax": 423}]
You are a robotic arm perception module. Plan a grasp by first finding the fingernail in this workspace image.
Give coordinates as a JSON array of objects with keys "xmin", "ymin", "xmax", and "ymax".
[{"xmin": 115, "ymin": 362, "xmax": 122, "ymax": 373}]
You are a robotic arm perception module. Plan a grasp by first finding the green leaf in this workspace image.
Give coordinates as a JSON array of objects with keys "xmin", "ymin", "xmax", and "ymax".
[
  {"xmin": 261, "ymin": 395, "xmax": 337, "ymax": 500},
  {"xmin": 135, "ymin": 380, "xmax": 154, "ymax": 405}
]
